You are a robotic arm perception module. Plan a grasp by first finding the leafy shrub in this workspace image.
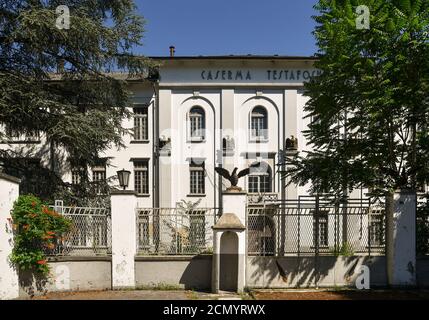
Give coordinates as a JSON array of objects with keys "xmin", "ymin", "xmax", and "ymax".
[
  {"xmin": 9, "ymin": 195, "xmax": 72, "ymax": 275},
  {"xmin": 330, "ymin": 242, "xmax": 355, "ymax": 257}
]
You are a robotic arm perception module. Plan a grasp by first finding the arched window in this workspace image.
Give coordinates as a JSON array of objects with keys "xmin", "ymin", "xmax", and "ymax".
[
  {"xmin": 250, "ymin": 106, "xmax": 268, "ymax": 140},
  {"xmin": 189, "ymin": 106, "xmax": 205, "ymax": 141},
  {"xmin": 248, "ymin": 162, "xmax": 272, "ymax": 193}
]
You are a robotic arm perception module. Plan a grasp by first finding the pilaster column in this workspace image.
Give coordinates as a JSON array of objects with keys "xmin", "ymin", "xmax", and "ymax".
[
  {"xmin": 0, "ymin": 173, "xmax": 20, "ymax": 300},
  {"xmin": 111, "ymin": 190, "xmax": 137, "ymax": 289}
]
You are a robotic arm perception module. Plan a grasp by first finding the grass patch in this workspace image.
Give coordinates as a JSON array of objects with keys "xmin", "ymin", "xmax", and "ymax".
[
  {"xmin": 187, "ymin": 290, "xmax": 199, "ymax": 300},
  {"xmin": 136, "ymin": 282, "xmax": 182, "ymax": 291}
]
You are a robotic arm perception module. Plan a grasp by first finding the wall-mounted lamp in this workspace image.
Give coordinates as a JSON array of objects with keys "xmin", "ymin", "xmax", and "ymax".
[{"xmin": 117, "ymin": 169, "xmax": 131, "ymax": 190}]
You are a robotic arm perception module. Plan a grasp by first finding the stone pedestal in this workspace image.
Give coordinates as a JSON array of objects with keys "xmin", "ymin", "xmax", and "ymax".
[
  {"xmin": 386, "ymin": 190, "xmax": 416, "ymax": 286},
  {"xmin": 111, "ymin": 190, "xmax": 137, "ymax": 289},
  {"xmin": 212, "ymin": 190, "xmax": 247, "ymax": 293},
  {"xmin": 0, "ymin": 173, "xmax": 20, "ymax": 300}
]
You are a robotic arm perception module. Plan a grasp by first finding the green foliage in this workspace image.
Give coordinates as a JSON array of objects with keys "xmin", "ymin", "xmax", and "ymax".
[
  {"xmin": 136, "ymin": 282, "xmax": 182, "ymax": 291},
  {"xmin": 286, "ymin": 0, "xmax": 429, "ymax": 195},
  {"xmin": 0, "ymin": 1, "xmax": 155, "ymax": 200},
  {"xmin": 330, "ymin": 242, "xmax": 355, "ymax": 257},
  {"xmin": 9, "ymin": 195, "xmax": 72, "ymax": 275}
]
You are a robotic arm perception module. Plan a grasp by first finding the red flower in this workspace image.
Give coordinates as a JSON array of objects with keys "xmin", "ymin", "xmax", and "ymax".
[
  {"xmin": 31, "ymin": 201, "xmax": 36, "ymax": 207},
  {"xmin": 46, "ymin": 231, "xmax": 56, "ymax": 235},
  {"xmin": 37, "ymin": 260, "xmax": 47, "ymax": 265}
]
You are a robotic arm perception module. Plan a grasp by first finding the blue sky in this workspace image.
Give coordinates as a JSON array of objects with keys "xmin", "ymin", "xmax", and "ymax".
[{"xmin": 134, "ymin": 0, "xmax": 319, "ymax": 57}]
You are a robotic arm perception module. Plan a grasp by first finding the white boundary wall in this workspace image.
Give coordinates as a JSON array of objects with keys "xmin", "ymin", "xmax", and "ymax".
[{"xmin": 0, "ymin": 174, "xmax": 20, "ymax": 300}]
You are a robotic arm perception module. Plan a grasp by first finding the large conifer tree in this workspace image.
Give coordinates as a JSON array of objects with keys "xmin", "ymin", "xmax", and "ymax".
[{"xmin": 0, "ymin": 1, "xmax": 153, "ymax": 201}]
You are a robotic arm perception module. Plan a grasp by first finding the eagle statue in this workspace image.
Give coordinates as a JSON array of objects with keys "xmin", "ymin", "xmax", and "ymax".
[{"xmin": 215, "ymin": 163, "xmax": 261, "ymax": 188}]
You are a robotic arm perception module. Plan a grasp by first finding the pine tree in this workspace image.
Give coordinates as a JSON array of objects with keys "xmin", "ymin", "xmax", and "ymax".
[{"xmin": 0, "ymin": 1, "xmax": 154, "ymax": 202}]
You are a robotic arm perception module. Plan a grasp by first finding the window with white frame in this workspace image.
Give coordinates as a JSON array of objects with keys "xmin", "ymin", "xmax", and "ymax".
[
  {"xmin": 313, "ymin": 211, "xmax": 329, "ymax": 247},
  {"xmin": 133, "ymin": 106, "xmax": 148, "ymax": 141},
  {"xmin": 369, "ymin": 208, "xmax": 385, "ymax": 247},
  {"xmin": 138, "ymin": 209, "xmax": 151, "ymax": 250},
  {"xmin": 188, "ymin": 209, "xmax": 206, "ymax": 250},
  {"xmin": 70, "ymin": 158, "xmax": 85, "ymax": 185},
  {"xmin": 92, "ymin": 163, "xmax": 106, "ymax": 195},
  {"xmin": 189, "ymin": 160, "xmax": 205, "ymax": 195},
  {"xmin": 189, "ymin": 107, "xmax": 205, "ymax": 141},
  {"xmin": 71, "ymin": 167, "xmax": 85, "ymax": 185},
  {"xmin": 248, "ymin": 162, "xmax": 272, "ymax": 193},
  {"xmin": 134, "ymin": 160, "xmax": 149, "ymax": 195},
  {"xmin": 250, "ymin": 106, "xmax": 268, "ymax": 140}
]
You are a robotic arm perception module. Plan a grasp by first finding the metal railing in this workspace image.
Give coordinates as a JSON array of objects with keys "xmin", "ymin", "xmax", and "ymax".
[
  {"xmin": 247, "ymin": 197, "xmax": 385, "ymax": 256},
  {"xmin": 46, "ymin": 203, "xmax": 111, "ymax": 256},
  {"xmin": 247, "ymin": 193, "xmax": 279, "ymax": 205},
  {"xmin": 136, "ymin": 208, "xmax": 219, "ymax": 255}
]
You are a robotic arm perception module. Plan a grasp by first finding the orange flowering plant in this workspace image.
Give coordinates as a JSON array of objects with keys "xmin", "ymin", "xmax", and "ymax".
[{"xmin": 10, "ymin": 195, "xmax": 72, "ymax": 275}]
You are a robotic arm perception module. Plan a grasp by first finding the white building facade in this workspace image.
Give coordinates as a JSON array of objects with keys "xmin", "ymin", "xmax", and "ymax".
[
  {"xmin": 1, "ymin": 55, "xmax": 325, "ymax": 207},
  {"xmin": 151, "ymin": 55, "xmax": 320, "ymax": 209}
]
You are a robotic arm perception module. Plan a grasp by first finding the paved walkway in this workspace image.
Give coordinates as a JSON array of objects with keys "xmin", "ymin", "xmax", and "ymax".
[{"xmin": 23, "ymin": 290, "xmax": 247, "ymax": 300}]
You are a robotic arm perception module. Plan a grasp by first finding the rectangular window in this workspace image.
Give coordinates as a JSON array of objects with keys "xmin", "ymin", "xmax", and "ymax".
[
  {"xmin": 71, "ymin": 169, "xmax": 81, "ymax": 185},
  {"xmin": 190, "ymin": 161, "xmax": 205, "ymax": 195},
  {"xmin": 260, "ymin": 175, "xmax": 270, "ymax": 192},
  {"xmin": 71, "ymin": 215, "xmax": 87, "ymax": 247},
  {"xmin": 92, "ymin": 163, "xmax": 106, "ymax": 195},
  {"xmin": 248, "ymin": 175, "xmax": 271, "ymax": 193},
  {"xmin": 92, "ymin": 215, "xmax": 108, "ymax": 247},
  {"xmin": 189, "ymin": 210, "xmax": 206, "ymax": 251},
  {"xmin": 369, "ymin": 209, "xmax": 385, "ymax": 247},
  {"xmin": 189, "ymin": 107, "xmax": 205, "ymax": 141},
  {"xmin": 70, "ymin": 158, "xmax": 86, "ymax": 186},
  {"xmin": 248, "ymin": 176, "xmax": 259, "ymax": 193},
  {"xmin": 133, "ymin": 106, "xmax": 148, "ymax": 141},
  {"xmin": 134, "ymin": 160, "xmax": 149, "ymax": 195},
  {"xmin": 251, "ymin": 117, "xmax": 265, "ymax": 138},
  {"xmin": 313, "ymin": 211, "xmax": 328, "ymax": 247},
  {"xmin": 138, "ymin": 209, "xmax": 151, "ymax": 250}
]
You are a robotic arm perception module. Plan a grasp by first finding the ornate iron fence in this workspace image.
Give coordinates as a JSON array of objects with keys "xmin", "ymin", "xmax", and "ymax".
[
  {"xmin": 417, "ymin": 193, "xmax": 429, "ymax": 255},
  {"xmin": 136, "ymin": 208, "xmax": 219, "ymax": 255},
  {"xmin": 247, "ymin": 197, "xmax": 385, "ymax": 256},
  {"xmin": 46, "ymin": 202, "xmax": 111, "ymax": 256}
]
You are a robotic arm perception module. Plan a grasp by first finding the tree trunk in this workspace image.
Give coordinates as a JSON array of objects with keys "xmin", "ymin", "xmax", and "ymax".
[{"xmin": 385, "ymin": 190, "xmax": 394, "ymax": 287}]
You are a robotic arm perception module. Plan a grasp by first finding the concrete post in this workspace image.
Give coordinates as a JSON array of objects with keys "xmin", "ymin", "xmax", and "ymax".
[
  {"xmin": 212, "ymin": 190, "xmax": 247, "ymax": 293},
  {"xmin": 222, "ymin": 191, "xmax": 247, "ymax": 292},
  {"xmin": 222, "ymin": 191, "xmax": 247, "ymax": 225},
  {"xmin": 111, "ymin": 190, "xmax": 137, "ymax": 289},
  {"xmin": 0, "ymin": 173, "xmax": 20, "ymax": 300},
  {"xmin": 385, "ymin": 190, "xmax": 416, "ymax": 286}
]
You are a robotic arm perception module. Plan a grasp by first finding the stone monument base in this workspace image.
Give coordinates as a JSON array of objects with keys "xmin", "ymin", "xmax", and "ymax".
[{"xmin": 226, "ymin": 186, "xmax": 243, "ymax": 192}]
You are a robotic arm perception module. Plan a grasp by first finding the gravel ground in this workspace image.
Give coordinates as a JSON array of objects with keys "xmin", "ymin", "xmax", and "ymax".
[
  {"xmin": 251, "ymin": 289, "xmax": 429, "ymax": 300},
  {"xmin": 21, "ymin": 289, "xmax": 429, "ymax": 300}
]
